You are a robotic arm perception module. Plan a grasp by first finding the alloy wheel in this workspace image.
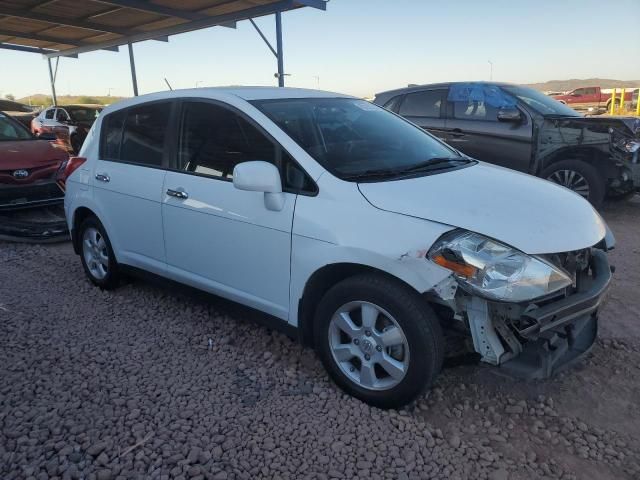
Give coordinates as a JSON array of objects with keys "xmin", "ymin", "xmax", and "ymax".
[
  {"xmin": 82, "ymin": 227, "xmax": 109, "ymax": 280},
  {"xmin": 328, "ymin": 301, "xmax": 410, "ymax": 391},
  {"xmin": 547, "ymin": 169, "xmax": 590, "ymax": 198}
]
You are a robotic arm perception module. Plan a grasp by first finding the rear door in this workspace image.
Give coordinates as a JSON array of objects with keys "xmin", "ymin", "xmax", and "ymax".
[
  {"xmin": 396, "ymin": 89, "xmax": 448, "ymax": 141},
  {"xmin": 91, "ymin": 101, "xmax": 173, "ymax": 274},
  {"xmin": 443, "ymin": 92, "xmax": 533, "ymax": 173}
]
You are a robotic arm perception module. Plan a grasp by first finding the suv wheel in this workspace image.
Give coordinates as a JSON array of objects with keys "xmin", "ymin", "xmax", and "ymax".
[
  {"xmin": 542, "ymin": 159, "xmax": 605, "ymax": 208},
  {"xmin": 78, "ymin": 216, "xmax": 120, "ymax": 289},
  {"xmin": 315, "ymin": 274, "xmax": 444, "ymax": 409}
]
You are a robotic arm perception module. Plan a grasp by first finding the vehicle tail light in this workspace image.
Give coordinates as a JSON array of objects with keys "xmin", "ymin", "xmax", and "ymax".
[{"xmin": 56, "ymin": 157, "xmax": 86, "ymax": 191}]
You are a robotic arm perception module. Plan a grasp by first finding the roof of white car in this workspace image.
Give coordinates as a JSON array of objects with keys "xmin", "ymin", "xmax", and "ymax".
[{"xmin": 102, "ymin": 86, "xmax": 354, "ymax": 114}]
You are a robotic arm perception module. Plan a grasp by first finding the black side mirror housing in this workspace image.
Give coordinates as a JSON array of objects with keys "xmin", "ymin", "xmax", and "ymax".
[{"xmin": 497, "ymin": 109, "xmax": 522, "ymax": 123}]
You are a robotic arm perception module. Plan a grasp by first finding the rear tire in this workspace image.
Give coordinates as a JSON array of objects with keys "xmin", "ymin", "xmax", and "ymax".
[
  {"xmin": 78, "ymin": 216, "xmax": 120, "ymax": 290},
  {"xmin": 542, "ymin": 159, "xmax": 605, "ymax": 208},
  {"xmin": 314, "ymin": 274, "xmax": 444, "ymax": 409}
]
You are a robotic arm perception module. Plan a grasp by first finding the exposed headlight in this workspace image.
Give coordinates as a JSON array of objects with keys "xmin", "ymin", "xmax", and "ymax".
[
  {"xmin": 428, "ymin": 231, "xmax": 572, "ymax": 302},
  {"xmin": 622, "ymin": 140, "xmax": 640, "ymax": 153}
]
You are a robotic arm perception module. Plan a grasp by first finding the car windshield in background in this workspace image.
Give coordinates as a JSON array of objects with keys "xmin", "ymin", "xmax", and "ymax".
[
  {"xmin": 252, "ymin": 98, "xmax": 464, "ymax": 180},
  {"xmin": 67, "ymin": 107, "xmax": 102, "ymax": 122},
  {"xmin": 502, "ymin": 85, "xmax": 581, "ymax": 117},
  {"xmin": 0, "ymin": 114, "xmax": 32, "ymax": 141}
]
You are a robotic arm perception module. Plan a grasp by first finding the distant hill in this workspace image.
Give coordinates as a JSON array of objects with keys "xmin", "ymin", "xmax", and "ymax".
[
  {"xmin": 17, "ymin": 94, "xmax": 127, "ymax": 107},
  {"xmin": 526, "ymin": 79, "xmax": 640, "ymax": 92}
]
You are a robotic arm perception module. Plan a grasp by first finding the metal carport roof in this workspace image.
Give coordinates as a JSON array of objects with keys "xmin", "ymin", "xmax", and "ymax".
[{"xmin": 0, "ymin": 0, "xmax": 327, "ymax": 102}]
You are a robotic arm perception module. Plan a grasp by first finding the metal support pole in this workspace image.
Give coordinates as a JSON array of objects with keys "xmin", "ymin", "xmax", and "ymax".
[
  {"xmin": 619, "ymin": 88, "xmax": 626, "ymax": 114},
  {"xmin": 128, "ymin": 42, "xmax": 139, "ymax": 96},
  {"xmin": 610, "ymin": 88, "xmax": 616, "ymax": 115},
  {"xmin": 275, "ymin": 11, "xmax": 284, "ymax": 87},
  {"xmin": 47, "ymin": 57, "xmax": 57, "ymax": 106}
]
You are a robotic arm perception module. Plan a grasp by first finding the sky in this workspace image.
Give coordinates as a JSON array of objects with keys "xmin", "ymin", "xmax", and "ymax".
[{"xmin": 1, "ymin": 0, "xmax": 639, "ymax": 101}]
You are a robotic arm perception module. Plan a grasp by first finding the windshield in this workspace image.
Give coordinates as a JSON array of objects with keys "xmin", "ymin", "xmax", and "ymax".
[
  {"xmin": 251, "ymin": 98, "xmax": 461, "ymax": 180},
  {"xmin": 502, "ymin": 85, "xmax": 581, "ymax": 117},
  {"xmin": 0, "ymin": 114, "xmax": 33, "ymax": 141},
  {"xmin": 67, "ymin": 107, "xmax": 102, "ymax": 122}
]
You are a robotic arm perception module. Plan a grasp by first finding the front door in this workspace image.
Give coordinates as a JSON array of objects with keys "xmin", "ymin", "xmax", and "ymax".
[
  {"xmin": 444, "ymin": 96, "xmax": 533, "ymax": 173},
  {"xmin": 161, "ymin": 100, "xmax": 296, "ymax": 320},
  {"xmin": 91, "ymin": 101, "xmax": 173, "ymax": 274}
]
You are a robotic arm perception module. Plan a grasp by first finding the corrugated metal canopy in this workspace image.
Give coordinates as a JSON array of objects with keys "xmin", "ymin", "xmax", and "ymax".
[{"xmin": 0, "ymin": 0, "xmax": 325, "ymax": 57}]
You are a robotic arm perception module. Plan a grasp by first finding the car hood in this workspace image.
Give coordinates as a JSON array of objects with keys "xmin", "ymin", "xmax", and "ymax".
[
  {"xmin": 357, "ymin": 162, "xmax": 607, "ymax": 255},
  {"xmin": 0, "ymin": 140, "xmax": 68, "ymax": 170},
  {"xmin": 542, "ymin": 115, "xmax": 640, "ymax": 138}
]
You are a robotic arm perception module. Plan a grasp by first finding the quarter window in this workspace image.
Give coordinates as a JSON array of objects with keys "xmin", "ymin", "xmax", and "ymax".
[
  {"xmin": 382, "ymin": 95, "xmax": 403, "ymax": 113},
  {"xmin": 177, "ymin": 102, "xmax": 275, "ymax": 180},
  {"xmin": 101, "ymin": 110, "xmax": 125, "ymax": 160},
  {"xmin": 120, "ymin": 102, "xmax": 171, "ymax": 167},
  {"xmin": 398, "ymin": 90, "xmax": 443, "ymax": 117}
]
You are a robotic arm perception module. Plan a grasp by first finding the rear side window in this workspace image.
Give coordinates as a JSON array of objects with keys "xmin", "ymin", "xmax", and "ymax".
[
  {"xmin": 398, "ymin": 90, "xmax": 444, "ymax": 117},
  {"xmin": 121, "ymin": 103, "xmax": 171, "ymax": 167}
]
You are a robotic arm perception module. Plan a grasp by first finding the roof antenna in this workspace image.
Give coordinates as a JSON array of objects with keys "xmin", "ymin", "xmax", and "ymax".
[{"xmin": 164, "ymin": 77, "xmax": 173, "ymax": 91}]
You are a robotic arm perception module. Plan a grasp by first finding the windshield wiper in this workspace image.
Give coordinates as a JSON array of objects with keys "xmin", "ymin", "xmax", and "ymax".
[
  {"xmin": 341, "ymin": 157, "xmax": 472, "ymax": 181},
  {"xmin": 399, "ymin": 156, "xmax": 471, "ymax": 173}
]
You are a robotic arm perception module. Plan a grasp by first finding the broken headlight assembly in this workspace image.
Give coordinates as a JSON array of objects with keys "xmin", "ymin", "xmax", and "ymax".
[
  {"xmin": 428, "ymin": 231, "xmax": 572, "ymax": 303},
  {"xmin": 621, "ymin": 140, "xmax": 640, "ymax": 153}
]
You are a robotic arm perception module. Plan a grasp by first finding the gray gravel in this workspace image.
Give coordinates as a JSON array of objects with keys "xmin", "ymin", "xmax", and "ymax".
[{"xmin": 1, "ymin": 200, "xmax": 640, "ymax": 480}]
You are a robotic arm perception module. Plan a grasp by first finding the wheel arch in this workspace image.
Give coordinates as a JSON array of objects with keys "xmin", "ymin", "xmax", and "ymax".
[
  {"xmin": 538, "ymin": 146, "xmax": 609, "ymax": 174},
  {"xmin": 297, "ymin": 262, "xmax": 424, "ymax": 348},
  {"xmin": 71, "ymin": 206, "xmax": 98, "ymax": 254}
]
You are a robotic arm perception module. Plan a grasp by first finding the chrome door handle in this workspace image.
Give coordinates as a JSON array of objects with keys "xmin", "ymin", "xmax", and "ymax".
[
  {"xmin": 167, "ymin": 188, "xmax": 188, "ymax": 199},
  {"xmin": 95, "ymin": 173, "xmax": 110, "ymax": 182}
]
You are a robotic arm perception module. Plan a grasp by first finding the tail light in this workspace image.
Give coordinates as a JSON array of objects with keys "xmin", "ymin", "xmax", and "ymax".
[{"xmin": 56, "ymin": 156, "xmax": 86, "ymax": 191}]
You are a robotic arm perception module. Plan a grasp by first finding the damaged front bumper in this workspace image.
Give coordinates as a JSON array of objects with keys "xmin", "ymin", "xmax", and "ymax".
[
  {"xmin": 497, "ymin": 249, "xmax": 611, "ymax": 379},
  {"xmin": 434, "ymin": 249, "xmax": 612, "ymax": 380}
]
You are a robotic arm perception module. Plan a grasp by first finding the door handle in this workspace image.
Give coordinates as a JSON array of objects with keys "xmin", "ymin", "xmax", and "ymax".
[
  {"xmin": 167, "ymin": 188, "xmax": 189, "ymax": 199},
  {"xmin": 95, "ymin": 173, "xmax": 110, "ymax": 182}
]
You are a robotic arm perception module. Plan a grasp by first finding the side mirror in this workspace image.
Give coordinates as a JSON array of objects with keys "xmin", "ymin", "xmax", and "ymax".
[
  {"xmin": 233, "ymin": 161, "xmax": 284, "ymax": 211},
  {"xmin": 37, "ymin": 132, "xmax": 57, "ymax": 141},
  {"xmin": 497, "ymin": 109, "xmax": 522, "ymax": 123}
]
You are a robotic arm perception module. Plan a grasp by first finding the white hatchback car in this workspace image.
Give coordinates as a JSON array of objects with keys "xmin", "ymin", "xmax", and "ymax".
[{"xmin": 64, "ymin": 87, "xmax": 614, "ymax": 408}]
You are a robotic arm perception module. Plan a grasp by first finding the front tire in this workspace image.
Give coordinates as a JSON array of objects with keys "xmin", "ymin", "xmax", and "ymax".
[
  {"xmin": 78, "ymin": 216, "xmax": 120, "ymax": 289},
  {"xmin": 542, "ymin": 159, "xmax": 605, "ymax": 208},
  {"xmin": 314, "ymin": 274, "xmax": 444, "ymax": 409}
]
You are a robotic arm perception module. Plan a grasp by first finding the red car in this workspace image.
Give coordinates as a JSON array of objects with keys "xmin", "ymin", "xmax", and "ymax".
[{"xmin": 0, "ymin": 111, "xmax": 69, "ymax": 210}]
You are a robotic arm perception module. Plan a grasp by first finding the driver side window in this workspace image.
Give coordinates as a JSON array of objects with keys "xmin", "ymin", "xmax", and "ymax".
[{"xmin": 177, "ymin": 101, "xmax": 275, "ymax": 181}]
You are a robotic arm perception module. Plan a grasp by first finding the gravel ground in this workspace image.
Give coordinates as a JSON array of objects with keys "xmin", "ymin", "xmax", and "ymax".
[{"xmin": 1, "ymin": 197, "xmax": 639, "ymax": 480}]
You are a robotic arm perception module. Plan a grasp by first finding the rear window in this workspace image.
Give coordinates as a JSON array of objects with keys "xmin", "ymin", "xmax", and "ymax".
[{"xmin": 100, "ymin": 102, "xmax": 171, "ymax": 167}]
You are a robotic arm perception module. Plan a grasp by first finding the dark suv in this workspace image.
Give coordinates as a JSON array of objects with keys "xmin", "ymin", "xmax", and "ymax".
[{"xmin": 374, "ymin": 82, "xmax": 640, "ymax": 206}]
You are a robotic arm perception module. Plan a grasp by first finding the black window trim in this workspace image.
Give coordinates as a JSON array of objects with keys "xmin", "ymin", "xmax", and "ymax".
[
  {"xmin": 98, "ymin": 99, "xmax": 177, "ymax": 171},
  {"xmin": 167, "ymin": 97, "xmax": 318, "ymax": 197},
  {"xmin": 397, "ymin": 88, "xmax": 447, "ymax": 119}
]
